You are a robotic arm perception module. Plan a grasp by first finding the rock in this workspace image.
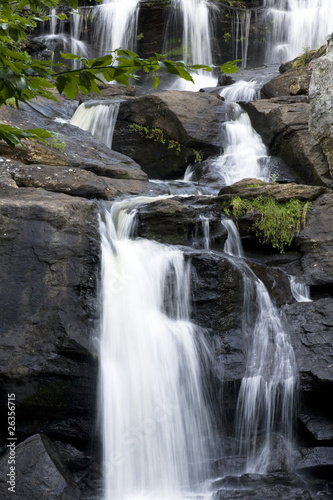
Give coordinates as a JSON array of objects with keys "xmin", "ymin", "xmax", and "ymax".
[
  {"xmin": 296, "ymin": 193, "xmax": 333, "ymax": 284},
  {"xmin": 0, "ymin": 433, "xmax": 80, "ymax": 499},
  {"xmin": 262, "ymin": 65, "xmax": 312, "ymax": 98},
  {"xmin": 309, "ymin": 33, "xmax": 333, "ymax": 178},
  {"xmin": 296, "ymin": 447, "xmax": 333, "ymax": 479},
  {"xmin": 299, "ymin": 409, "xmax": 333, "ymax": 443},
  {"xmin": 241, "ymin": 99, "xmax": 331, "ymax": 186},
  {"xmin": 0, "ymin": 187, "xmax": 98, "ymax": 444},
  {"xmin": 217, "ymin": 74, "xmax": 235, "ymax": 87},
  {"xmin": 0, "ymin": 100, "xmax": 149, "ymax": 189},
  {"xmin": 218, "ymin": 178, "xmax": 326, "ymax": 202},
  {"xmin": 281, "ymin": 298, "xmax": 333, "ymax": 391},
  {"xmin": 136, "ymin": 196, "xmax": 227, "ymax": 247},
  {"xmin": 112, "ymin": 91, "xmax": 224, "ymax": 179}
]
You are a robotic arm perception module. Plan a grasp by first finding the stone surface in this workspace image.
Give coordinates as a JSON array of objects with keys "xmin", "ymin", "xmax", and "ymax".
[
  {"xmin": 112, "ymin": 91, "xmax": 224, "ymax": 179},
  {"xmin": 0, "ymin": 433, "xmax": 80, "ymax": 499},
  {"xmin": 242, "ymin": 99, "xmax": 331, "ymax": 186},
  {"xmin": 309, "ymin": 33, "xmax": 333, "ymax": 178},
  {"xmin": 0, "ymin": 187, "xmax": 98, "ymax": 445}
]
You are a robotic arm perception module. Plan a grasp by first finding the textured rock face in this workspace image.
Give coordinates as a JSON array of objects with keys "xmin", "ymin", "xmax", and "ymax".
[
  {"xmin": 242, "ymin": 98, "xmax": 331, "ymax": 186},
  {"xmin": 0, "ymin": 433, "xmax": 80, "ymax": 499},
  {"xmin": 112, "ymin": 91, "xmax": 224, "ymax": 179},
  {"xmin": 309, "ymin": 33, "xmax": 333, "ymax": 177}
]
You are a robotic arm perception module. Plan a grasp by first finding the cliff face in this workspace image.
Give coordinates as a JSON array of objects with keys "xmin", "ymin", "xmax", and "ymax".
[{"xmin": 0, "ymin": 36, "xmax": 333, "ymax": 497}]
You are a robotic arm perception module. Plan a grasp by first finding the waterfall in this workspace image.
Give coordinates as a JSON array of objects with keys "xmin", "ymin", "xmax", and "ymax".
[
  {"xmin": 220, "ymin": 80, "xmax": 260, "ymax": 103},
  {"xmin": 223, "ymin": 220, "xmax": 297, "ymax": 473},
  {"xmin": 99, "ymin": 198, "xmax": 214, "ymax": 500},
  {"xmin": 289, "ymin": 276, "xmax": 312, "ymax": 302},
  {"xmin": 233, "ymin": 10, "xmax": 251, "ymax": 69},
  {"xmin": 93, "ymin": 0, "xmax": 140, "ymax": 57},
  {"xmin": 263, "ymin": 0, "xmax": 333, "ymax": 63},
  {"xmin": 165, "ymin": 0, "xmax": 217, "ymax": 90},
  {"xmin": 70, "ymin": 100, "xmax": 120, "ymax": 149},
  {"xmin": 210, "ymin": 103, "xmax": 270, "ymax": 185}
]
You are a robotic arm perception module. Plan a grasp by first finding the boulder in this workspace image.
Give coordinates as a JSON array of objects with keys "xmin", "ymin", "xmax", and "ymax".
[
  {"xmin": 296, "ymin": 193, "xmax": 333, "ymax": 284},
  {"xmin": 112, "ymin": 91, "xmax": 224, "ymax": 179},
  {"xmin": 296, "ymin": 447, "xmax": 333, "ymax": 479},
  {"xmin": 241, "ymin": 98, "xmax": 331, "ymax": 186},
  {"xmin": 0, "ymin": 433, "xmax": 80, "ymax": 499},
  {"xmin": 309, "ymin": 33, "xmax": 333, "ymax": 178},
  {"xmin": 0, "ymin": 187, "xmax": 99, "ymax": 445}
]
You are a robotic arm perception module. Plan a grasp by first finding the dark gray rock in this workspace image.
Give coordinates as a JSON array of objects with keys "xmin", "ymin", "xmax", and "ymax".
[
  {"xmin": 241, "ymin": 99, "xmax": 331, "ymax": 186},
  {"xmin": 296, "ymin": 447, "xmax": 333, "ymax": 479},
  {"xmin": 0, "ymin": 433, "xmax": 80, "ymax": 499},
  {"xmin": 112, "ymin": 91, "xmax": 224, "ymax": 179}
]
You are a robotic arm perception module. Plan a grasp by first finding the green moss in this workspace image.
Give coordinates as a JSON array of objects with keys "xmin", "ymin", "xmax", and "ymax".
[{"xmin": 228, "ymin": 195, "xmax": 311, "ymax": 253}]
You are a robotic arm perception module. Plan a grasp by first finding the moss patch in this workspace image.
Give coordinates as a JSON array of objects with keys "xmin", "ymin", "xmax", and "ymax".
[{"xmin": 227, "ymin": 195, "xmax": 311, "ymax": 253}]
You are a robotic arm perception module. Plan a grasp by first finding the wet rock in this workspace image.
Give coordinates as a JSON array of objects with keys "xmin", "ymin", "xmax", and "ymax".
[
  {"xmin": 309, "ymin": 33, "xmax": 333, "ymax": 178},
  {"xmin": 296, "ymin": 447, "xmax": 333, "ymax": 479},
  {"xmin": 0, "ymin": 188, "xmax": 98, "ymax": 445},
  {"xmin": 281, "ymin": 298, "xmax": 333, "ymax": 391},
  {"xmin": 218, "ymin": 178, "xmax": 325, "ymax": 202},
  {"xmin": 241, "ymin": 99, "xmax": 331, "ymax": 186},
  {"xmin": 296, "ymin": 193, "xmax": 333, "ymax": 284},
  {"xmin": 0, "ymin": 433, "xmax": 80, "ymax": 499},
  {"xmin": 112, "ymin": 91, "xmax": 224, "ymax": 179},
  {"xmin": 299, "ymin": 409, "xmax": 333, "ymax": 444}
]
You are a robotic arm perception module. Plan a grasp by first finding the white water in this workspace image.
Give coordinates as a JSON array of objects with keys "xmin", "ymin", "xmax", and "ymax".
[
  {"xmin": 99, "ymin": 198, "xmax": 214, "ymax": 500},
  {"xmin": 263, "ymin": 0, "xmax": 333, "ymax": 63},
  {"xmin": 290, "ymin": 276, "xmax": 312, "ymax": 302},
  {"xmin": 210, "ymin": 103, "xmax": 270, "ymax": 185},
  {"xmin": 220, "ymin": 80, "xmax": 260, "ymax": 103},
  {"xmin": 93, "ymin": 0, "xmax": 140, "ymax": 56},
  {"xmin": 70, "ymin": 100, "xmax": 120, "ymax": 149},
  {"xmin": 223, "ymin": 220, "xmax": 297, "ymax": 473},
  {"xmin": 233, "ymin": 10, "xmax": 251, "ymax": 69}
]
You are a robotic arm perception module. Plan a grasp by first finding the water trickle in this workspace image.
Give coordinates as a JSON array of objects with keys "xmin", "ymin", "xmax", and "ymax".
[
  {"xmin": 263, "ymin": 0, "xmax": 333, "ymax": 63},
  {"xmin": 289, "ymin": 276, "xmax": 312, "ymax": 302},
  {"xmin": 223, "ymin": 219, "xmax": 297, "ymax": 473},
  {"xmin": 99, "ymin": 198, "xmax": 215, "ymax": 500},
  {"xmin": 210, "ymin": 103, "xmax": 270, "ymax": 185},
  {"xmin": 232, "ymin": 10, "xmax": 251, "ymax": 69},
  {"xmin": 70, "ymin": 100, "xmax": 120, "ymax": 149},
  {"xmin": 222, "ymin": 219, "xmax": 244, "ymax": 258},
  {"xmin": 93, "ymin": 0, "xmax": 140, "ymax": 57}
]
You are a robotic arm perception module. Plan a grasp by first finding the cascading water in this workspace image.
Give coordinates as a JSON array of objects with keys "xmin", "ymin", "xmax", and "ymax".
[
  {"xmin": 223, "ymin": 219, "xmax": 297, "ymax": 473},
  {"xmin": 209, "ymin": 102, "xmax": 270, "ymax": 185},
  {"xmin": 263, "ymin": 0, "xmax": 333, "ymax": 63},
  {"xmin": 93, "ymin": 0, "xmax": 140, "ymax": 57},
  {"xmin": 165, "ymin": 0, "xmax": 217, "ymax": 90},
  {"xmin": 99, "ymin": 198, "xmax": 214, "ymax": 500},
  {"xmin": 232, "ymin": 10, "xmax": 251, "ymax": 69},
  {"xmin": 70, "ymin": 100, "xmax": 120, "ymax": 149},
  {"xmin": 289, "ymin": 276, "xmax": 312, "ymax": 302}
]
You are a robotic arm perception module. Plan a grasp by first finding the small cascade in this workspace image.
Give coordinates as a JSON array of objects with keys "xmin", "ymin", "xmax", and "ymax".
[
  {"xmin": 223, "ymin": 219, "xmax": 297, "ymax": 473},
  {"xmin": 290, "ymin": 276, "xmax": 312, "ymax": 303},
  {"xmin": 210, "ymin": 102, "xmax": 270, "ymax": 185},
  {"xmin": 200, "ymin": 215, "xmax": 211, "ymax": 250},
  {"xmin": 262, "ymin": 0, "xmax": 333, "ymax": 63},
  {"xmin": 70, "ymin": 100, "xmax": 120, "ymax": 149},
  {"xmin": 69, "ymin": 9, "xmax": 90, "ymax": 67},
  {"xmin": 165, "ymin": 0, "xmax": 217, "ymax": 90},
  {"xmin": 232, "ymin": 9, "xmax": 251, "ymax": 69},
  {"xmin": 220, "ymin": 80, "xmax": 260, "ymax": 102},
  {"xmin": 99, "ymin": 198, "xmax": 214, "ymax": 499},
  {"xmin": 93, "ymin": 0, "xmax": 140, "ymax": 57}
]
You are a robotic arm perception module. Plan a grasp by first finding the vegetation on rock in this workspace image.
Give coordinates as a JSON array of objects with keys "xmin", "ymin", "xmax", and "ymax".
[{"xmin": 225, "ymin": 195, "xmax": 312, "ymax": 253}]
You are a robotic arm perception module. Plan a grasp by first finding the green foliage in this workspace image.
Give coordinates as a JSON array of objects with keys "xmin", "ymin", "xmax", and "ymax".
[
  {"xmin": 220, "ymin": 60, "xmax": 241, "ymax": 74},
  {"xmin": 223, "ymin": 32, "xmax": 231, "ymax": 44},
  {"xmin": 193, "ymin": 150, "xmax": 203, "ymax": 163},
  {"xmin": 227, "ymin": 195, "xmax": 311, "ymax": 253},
  {"xmin": 50, "ymin": 134, "xmax": 66, "ymax": 153},
  {"xmin": 0, "ymin": 0, "xmax": 222, "ymax": 147},
  {"xmin": 292, "ymin": 45, "xmax": 312, "ymax": 68}
]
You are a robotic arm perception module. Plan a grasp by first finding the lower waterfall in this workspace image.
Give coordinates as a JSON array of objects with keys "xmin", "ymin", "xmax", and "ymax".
[
  {"xmin": 99, "ymin": 198, "xmax": 214, "ymax": 500},
  {"xmin": 223, "ymin": 219, "xmax": 297, "ymax": 473}
]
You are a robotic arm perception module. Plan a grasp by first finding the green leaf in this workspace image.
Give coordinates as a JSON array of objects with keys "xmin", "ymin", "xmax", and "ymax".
[
  {"xmin": 220, "ymin": 60, "xmax": 241, "ymax": 74},
  {"xmin": 60, "ymin": 52, "xmax": 81, "ymax": 60},
  {"xmin": 152, "ymin": 73, "xmax": 159, "ymax": 90}
]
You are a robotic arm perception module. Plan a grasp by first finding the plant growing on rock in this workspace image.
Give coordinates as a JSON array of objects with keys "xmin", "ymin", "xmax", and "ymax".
[
  {"xmin": 1, "ymin": 0, "xmax": 236, "ymax": 147},
  {"xmin": 227, "ymin": 195, "xmax": 311, "ymax": 253}
]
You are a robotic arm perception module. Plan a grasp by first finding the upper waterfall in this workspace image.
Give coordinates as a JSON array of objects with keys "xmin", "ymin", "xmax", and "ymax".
[{"xmin": 263, "ymin": 0, "xmax": 333, "ymax": 63}]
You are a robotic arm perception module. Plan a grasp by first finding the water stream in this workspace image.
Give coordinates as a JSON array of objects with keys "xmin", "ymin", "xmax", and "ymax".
[{"xmin": 99, "ymin": 199, "xmax": 214, "ymax": 500}]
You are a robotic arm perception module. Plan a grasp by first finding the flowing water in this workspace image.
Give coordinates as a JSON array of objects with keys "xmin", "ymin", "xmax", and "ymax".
[
  {"xmin": 223, "ymin": 219, "xmax": 297, "ymax": 473},
  {"xmin": 93, "ymin": 0, "xmax": 140, "ymax": 57},
  {"xmin": 263, "ymin": 0, "xmax": 333, "ymax": 63},
  {"xmin": 289, "ymin": 276, "xmax": 312, "ymax": 302},
  {"xmin": 99, "ymin": 199, "xmax": 214, "ymax": 500},
  {"xmin": 70, "ymin": 100, "xmax": 120, "ymax": 149}
]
